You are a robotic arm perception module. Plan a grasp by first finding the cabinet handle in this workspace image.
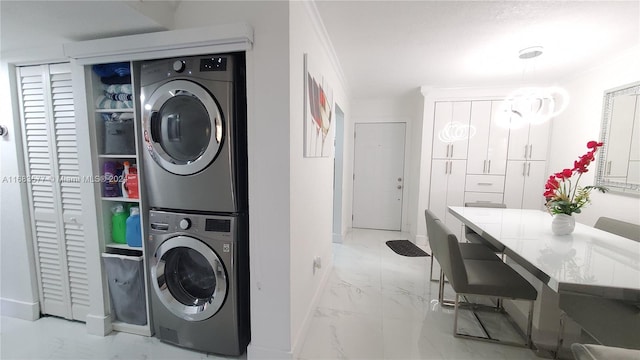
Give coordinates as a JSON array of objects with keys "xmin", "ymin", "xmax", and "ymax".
[
  {"xmin": 488, "ymin": 160, "xmax": 491, "ymax": 173},
  {"xmin": 483, "ymin": 160, "xmax": 487, "ymax": 173},
  {"xmin": 451, "ymin": 144, "xmax": 454, "ymax": 157},
  {"xmin": 527, "ymin": 163, "xmax": 531, "ymax": 176},
  {"xmin": 522, "ymin": 162, "xmax": 526, "ymax": 176},
  {"xmin": 529, "ymin": 144, "xmax": 533, "ymax": 159},
  {"xmin": 524, "ymin": 145, "xmax": 528, "ymax": 159},
  {"xmin": 477, "ymin": 182, "xmax": 493, "ymax": 186},
  {"xmin": 446, "ymin": 144, "xmax": 450, "ymax": 157}
]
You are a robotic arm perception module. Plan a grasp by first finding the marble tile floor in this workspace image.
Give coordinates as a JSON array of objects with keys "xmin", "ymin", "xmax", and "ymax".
[
  {"xmin": 0, "ymin": 228, "xmax": 539, "ymax": 359},
  {"xmin": 297, "ymin": 229, "xmax": 539, "ymax": 360}
]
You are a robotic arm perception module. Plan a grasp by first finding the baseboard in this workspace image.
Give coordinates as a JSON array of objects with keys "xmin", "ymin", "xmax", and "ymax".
[
  {"xmin": 246, "ymin": 343, "xmax": 293, "ymax": 359},
  {"xmin": 291, "ymin": 257, "xmax": 334, "ymax": 359},
  {"xmin": 86, "ymin": 313, "xmax": 112, "ymax": 336},
  {"xmin": 0, "ymin": 297, "xmax": 39, "ymax": 320},
  {"xmin": 415, "ymin": 234, "xmax": 427, "ymax": 247}
]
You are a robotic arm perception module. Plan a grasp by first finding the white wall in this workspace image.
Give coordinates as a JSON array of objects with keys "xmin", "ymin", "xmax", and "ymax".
[
  {"xmin": 549, "ymin": 46, "xmax": 640, "ymax": 226},
  {"xmin": 173, "ymin": 1, "xmax": 292, "ymax": 357},
  {"xmin": 0, "ymin": 62, "xmax": 41, "ymax": 320},
  {"xmin": 349, "ymin": 95, "xmax": 422, "ymax": 233},
  {"xmin": 288, "ymin": 1, "xmax": 349, "ymax": 356}
]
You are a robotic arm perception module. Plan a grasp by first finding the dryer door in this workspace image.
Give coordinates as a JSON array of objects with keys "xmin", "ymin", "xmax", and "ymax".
[
  {"xmin": 143, "ymin": 79, "xmax": 224, "ymax": 175},
  {"xmin": 152, "ymin": 235, "xmax": 228, "ymax": 321}
]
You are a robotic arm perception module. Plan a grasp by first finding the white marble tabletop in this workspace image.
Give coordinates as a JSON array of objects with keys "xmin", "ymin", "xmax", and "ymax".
[{"xmin": 448, "ymin": 206, "xmax": 640, "ymax": 302}]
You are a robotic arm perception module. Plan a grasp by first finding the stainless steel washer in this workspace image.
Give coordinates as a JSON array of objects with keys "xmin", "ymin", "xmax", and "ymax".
[
  {"xmin": 138, "ymin": 53, "xmax": 247, "ymax": 213},
  {"xmin": 147, "ymin": 210, "xmax": 249, "ymax": 355}
]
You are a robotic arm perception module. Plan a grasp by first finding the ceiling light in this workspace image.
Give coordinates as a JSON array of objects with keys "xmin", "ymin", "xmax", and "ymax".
[{"xmin": 518, "ymin": 46, "xmax": 544, "ymax": 59}]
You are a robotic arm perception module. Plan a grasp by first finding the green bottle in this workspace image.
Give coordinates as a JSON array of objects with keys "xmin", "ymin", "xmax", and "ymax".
[{"xmin": 111, "ymin": 204, "xmax": 127, "ymax": 244}]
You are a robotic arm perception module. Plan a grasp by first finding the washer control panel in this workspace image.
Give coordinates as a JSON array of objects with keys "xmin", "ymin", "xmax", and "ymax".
[{"xmin": 149, "ymin": 210, "xmax": 235, "ymax": 237}]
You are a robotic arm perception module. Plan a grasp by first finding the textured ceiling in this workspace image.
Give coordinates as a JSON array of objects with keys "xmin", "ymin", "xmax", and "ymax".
[
  {"xmin": 315, "ymin": 0, "xmax": 640, "ymax": 98},
  {"xmin": 1, "ymin": 1, "xmax": 638, "ymax": 100}
]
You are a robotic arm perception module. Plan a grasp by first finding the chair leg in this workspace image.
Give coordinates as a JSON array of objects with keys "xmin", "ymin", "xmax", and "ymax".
[
  {"xmin": 430, "ymin": 256, "xmax": 436, "ymax": 282},
  {"xmin": 526, "ymin": 300, "xmax": 534, "ymax": 348},
  {"xmin": 453, "ymin": 293, "xmax": 460, "ymax": 336},
  {"xmin": 554, "ymin": 311, "xmax": 566, "ymax": 359},
  {"xmin": 437, "ymin": 270, "xmax": 455, "ymax": 307}
]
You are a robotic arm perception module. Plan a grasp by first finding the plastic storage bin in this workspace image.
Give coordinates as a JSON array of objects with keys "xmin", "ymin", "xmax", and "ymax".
[
  {"xmin": 104, "ymin": 121, "xmax": 135, "ymax": 155},
  {"xmin": 102, "ymin": 252, "xmax": 147, "ymax": 325}
]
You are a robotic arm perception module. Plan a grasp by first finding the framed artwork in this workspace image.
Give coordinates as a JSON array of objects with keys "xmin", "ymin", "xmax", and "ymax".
[{"xmin": 304, "ymin": 53, "xmax": 334, "ymax": 158}]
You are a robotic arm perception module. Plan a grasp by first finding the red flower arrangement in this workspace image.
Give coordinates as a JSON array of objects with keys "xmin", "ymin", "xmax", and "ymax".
[{"xmin": 544, "ymin": 141, "xmax": 608, "ymax": 215}]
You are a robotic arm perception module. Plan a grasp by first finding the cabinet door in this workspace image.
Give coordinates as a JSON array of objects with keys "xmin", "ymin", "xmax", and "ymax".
[
  {"xmin": 446, "ymin": 160, "xmax": 467, "ymax": 239},
  {"xmin": 507, "ymin": 124, "xmax": 530, "ymax": 161},
  {"xmin": 527, "ymin": 120, "xmax": 551, "ymax": 161},
  {"xmin": 450, "ymin": 102, "xmax": 471, "ymax": 159},
  {"xmin": 432, "ymin": 102, "xmax": 452, "ymax": 159},
  {"xmin": 486, "ymin": 101, "xmax": 510, "ymax": 174},
  {"xmin": 503, "ymin": 160, "xmax": 526, "ymax": 208},
  {"xmin": 17, "ymin": 64, "xmax": 89, "ymax": 321},
  {"xmin": 467, "ymin": 101, "xmax": 491, "ymax": 174},
  {"xmin": 428, "ymin": 159, "xmax": 450, "ymax": 221},
  {"xmin": 522, "ymin": 161, "xmax": 547, "ymax": 210}
]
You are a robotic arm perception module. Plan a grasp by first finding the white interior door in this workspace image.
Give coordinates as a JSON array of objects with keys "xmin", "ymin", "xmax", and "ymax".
[
  {"xmin": 17, "ymin": 63, "xmax": 89, "ymax": 321},
  {"xmin": 352, "ymin": 123, "xmax": 406, "ymax": 230}
]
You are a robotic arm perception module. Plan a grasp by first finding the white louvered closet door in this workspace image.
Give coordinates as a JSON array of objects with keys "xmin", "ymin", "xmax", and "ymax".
[{"xmin": 17, "ymin": 63, "xmax": 89, "ymax": 321}]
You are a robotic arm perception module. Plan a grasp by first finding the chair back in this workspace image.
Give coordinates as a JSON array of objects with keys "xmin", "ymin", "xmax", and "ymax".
[
  {"xmin": 425, "ymin": 209, "xmax": 440, "ymax": 257},
  {"xmin": 430, "ymin": 215, "xmax": 468, "ymax": 290},
  {"xmin": 594, "ymin": 217, "xmax": 640, "ymax": 242}
]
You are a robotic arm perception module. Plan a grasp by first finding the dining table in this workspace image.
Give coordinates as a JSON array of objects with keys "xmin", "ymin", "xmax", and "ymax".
[{"xmin": 447, "ymin": 206, "xmax": 640, "ymax": 302}]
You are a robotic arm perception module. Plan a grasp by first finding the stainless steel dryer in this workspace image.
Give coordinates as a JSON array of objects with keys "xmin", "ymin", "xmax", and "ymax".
[
  {"xmin": 138, "ymin": 53, "xmax": 247, "ymax": 213},
  {"xmin": 147, "ymin": 210, "xmax": 249, "ymax": 356}
]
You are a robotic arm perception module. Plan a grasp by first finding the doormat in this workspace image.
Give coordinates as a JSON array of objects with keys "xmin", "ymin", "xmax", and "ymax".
[{"xmin": 385, "ymin": 240, "xmax": 430, "ymax": 257}]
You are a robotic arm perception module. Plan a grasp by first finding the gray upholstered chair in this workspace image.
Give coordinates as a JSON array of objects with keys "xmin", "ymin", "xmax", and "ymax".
[
  {"xmin": 571, "ymin": 343, "xmax": 640, "ymax": 360},
  {"xmin": 427, "ymin": 210, "xmax": 538, "ymax": 347},
  {"xmin": 425, "ymin": 210, "xmax": 501, "ymax": 301},
  {"xmin": 555, "ymin": 217, "xmax": 640, "ymax": 358},
  {"xmin": 464, "ymin": 202, "xmax": 507, "ymax": 254},
  {"xmin": 594, "ymin": 217, "xmax": 640, "ymax": 242}
]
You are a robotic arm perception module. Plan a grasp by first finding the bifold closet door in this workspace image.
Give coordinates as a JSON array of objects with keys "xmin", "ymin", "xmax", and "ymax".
[{"xmin": 17, "ymin": 63, "xmax": 89, "ymax": 321}]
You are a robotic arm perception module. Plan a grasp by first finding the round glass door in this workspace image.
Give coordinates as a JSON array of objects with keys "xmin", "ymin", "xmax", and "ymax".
[
  {"xmin": 143, "ymin": 80, "xmax": 224, "ymax": 175},
  {"xmin": 152, "ymin": 236, "xmax": 227, "ymax": 321}
]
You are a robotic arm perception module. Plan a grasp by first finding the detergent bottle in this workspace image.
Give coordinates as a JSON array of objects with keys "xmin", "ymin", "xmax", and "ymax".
[
  {"xmin": 103, "ymin": 161, "xmax": 121, "ymax": 197},
  {"xmin": 111, "ymin": 204, "xmax": 127, "ymax": 244},
  {"xmin": 126, "ymin": 206, "xmax": 142, "ymax": 247},
  {"xmin": 121, "ymin": 161, "xmax": 139, "ymax": 199}
]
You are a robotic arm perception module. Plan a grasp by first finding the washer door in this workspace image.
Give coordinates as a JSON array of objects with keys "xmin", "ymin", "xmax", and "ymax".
[
  {"xmin": 151, "ymin": 235, "xmax": 228, "ymax": 321},
  {"xmin": 143, "ymin": 80, "xmax": 224, "ymax": 175}
]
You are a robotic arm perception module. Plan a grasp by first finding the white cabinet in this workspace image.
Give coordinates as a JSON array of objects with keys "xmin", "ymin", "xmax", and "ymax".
[
  {"xmin": 433, "ymin": 101, "xmax": 470, "ymax": 160},
  {"xmin": 429, "ymin": 159, "xmax": 467, "ymax": 239},
  {"xmin": 507, "ymin": 120, "xmax": 551, "ymax": 161},
  {"xmin": 467, "ymin": 101, "xmax": 509, "ymax": 175},
  {"xmin": 16, "ymin": 63, "xmax": 90, "ymax": 321},
  {"xmin": 504, "ymin": 160, "xmax": 547, "ymax": 210}
]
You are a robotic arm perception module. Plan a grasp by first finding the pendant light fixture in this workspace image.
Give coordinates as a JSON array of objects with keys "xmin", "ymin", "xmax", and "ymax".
[{"xmin": 495, "ymin": 46, "xmax": 569, "ymax": 129}]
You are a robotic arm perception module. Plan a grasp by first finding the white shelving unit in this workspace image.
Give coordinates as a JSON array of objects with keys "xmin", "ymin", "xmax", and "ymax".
[{"xmin": 86, "ymin": 62, "xmax": 151, "ymax": 336}]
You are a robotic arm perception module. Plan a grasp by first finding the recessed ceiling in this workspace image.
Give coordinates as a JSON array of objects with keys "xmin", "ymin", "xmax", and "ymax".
[
  {"xmin": 315, "ymin": 0, "xmax": 640, "ymax": 99},
  {"xmin": 0, "ymin": 1, "xmax": 175, "ymax": 54}
]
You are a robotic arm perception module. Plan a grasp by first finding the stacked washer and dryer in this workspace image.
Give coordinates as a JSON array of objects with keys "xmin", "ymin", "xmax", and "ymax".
[{"xmin": 137, "ymin": 53, "xmax": 249, "ymax": 356}]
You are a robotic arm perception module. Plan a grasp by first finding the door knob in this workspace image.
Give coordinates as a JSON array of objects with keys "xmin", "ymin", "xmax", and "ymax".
[
  {"xmin": 397, "ymin": 185, "xmax": 402, "ymax": 189},
  {"xmin": 397, "ymin": 177, "xmax": 402, "ymax": 182}
]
